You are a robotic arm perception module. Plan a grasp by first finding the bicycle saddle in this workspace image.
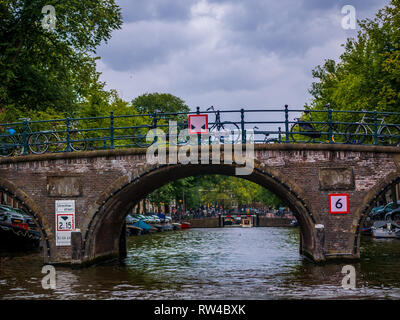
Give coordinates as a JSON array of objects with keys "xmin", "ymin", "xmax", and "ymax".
[{"xmin": 18, "ymin": 117, "xmax": 31, "ymax": 121}]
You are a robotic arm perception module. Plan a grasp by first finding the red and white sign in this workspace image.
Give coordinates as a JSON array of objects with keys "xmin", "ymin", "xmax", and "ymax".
[
  {"xmin": 329, "ymin": 193, "xmax": 349, "ymax": 214},
  {"xmin": 188, "ymin": 114, "xmax": 208, "ymax": 134},
  {"xmin": 56, "ymin": 214, "xmax": 74, "ymax": 232},
  {"xmin": 55, "ymin": 200, "xmax": 75, "ymax": 246}
]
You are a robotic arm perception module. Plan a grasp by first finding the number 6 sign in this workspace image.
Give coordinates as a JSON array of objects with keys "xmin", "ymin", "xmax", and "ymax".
[{"xmin": 329, "ymin": 193, "xmax": 349, "ymax": 214}]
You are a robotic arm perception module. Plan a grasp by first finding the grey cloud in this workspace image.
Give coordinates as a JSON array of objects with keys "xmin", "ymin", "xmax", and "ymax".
[
  {"xmin": 97, "ymin": 0, "xmax": 392, "ymax": 109},
  {"xmin": 117, "ymin": 0, "xmax": 196, "ymax": 22},
  {"xmin": 301, "ymin": 0, "xmax": 388, "ymax": 11},
  {"xmin": 97, "ymin": 21, "xmax": 196, "ymax": 72}
]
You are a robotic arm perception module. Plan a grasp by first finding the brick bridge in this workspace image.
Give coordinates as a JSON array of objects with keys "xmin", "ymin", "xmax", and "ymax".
[{"xmin": 1, "ymin": 144, "xmax": 400, "ymax": 266}]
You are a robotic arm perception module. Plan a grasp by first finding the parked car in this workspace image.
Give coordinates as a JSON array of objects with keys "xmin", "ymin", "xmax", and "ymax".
[
  {"xmin": 384, "ymin": 207, "xmax": 400, "ymax": 225},
  {"xmin": 0, "ymin": 204, "xmax": 35, "ymax": 230},
  {"xmin": 369, "ymin": 205, "xmax": 385, "ymax": 220},
  {"xmin": 371, "ymin": 201, "xmax": 400, "ymax": 220},
  {"xmin": 0, "ymin": 208, "xmax": 29, "ymax": 230}
]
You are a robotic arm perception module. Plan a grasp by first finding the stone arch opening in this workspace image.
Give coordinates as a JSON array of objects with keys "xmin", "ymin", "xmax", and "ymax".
[
  {"xmin": 82, "ymin": 163, "xmax": 319, "ymax": 264},
  {"xmin": 0, "ymin": 178, "xmax": 51, "ymax": 261},
  {"xmin": 355, "ymin": 172, "xmax": 400, "ymax": 254}
]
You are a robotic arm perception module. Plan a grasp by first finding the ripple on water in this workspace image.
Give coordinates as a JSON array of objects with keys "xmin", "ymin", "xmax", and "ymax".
[{"xmin": 2, "ymin": 228, "xmax": 400, "ymax": 299}]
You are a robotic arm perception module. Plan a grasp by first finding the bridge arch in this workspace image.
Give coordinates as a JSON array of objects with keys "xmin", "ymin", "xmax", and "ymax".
[
  {"xmin": 82, "ymin": 161, "xmax": 321, "ymax": 264},
  {"xmin": 355, "ymin": 171, "xmax": 400, "ymax": 254},
  {"xmin": 0, "ymin": 177, "xmax": 52, "ymax": 261}
]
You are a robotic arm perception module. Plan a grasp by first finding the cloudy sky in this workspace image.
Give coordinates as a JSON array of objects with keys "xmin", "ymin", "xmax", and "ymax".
[{"xmin": 96, "ymin": 0, "xmax": 390, "ymax": 112}]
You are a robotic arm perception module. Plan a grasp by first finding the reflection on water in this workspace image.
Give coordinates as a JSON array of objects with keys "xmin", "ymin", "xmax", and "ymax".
[{"xmin": 1, "ymin": 227, "xmax": 400, "ymax": 299}]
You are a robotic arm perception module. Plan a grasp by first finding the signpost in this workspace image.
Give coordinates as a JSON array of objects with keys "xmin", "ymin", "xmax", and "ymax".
[
  {"xmin": 329, "ymin": 193, "xmax": 349, "ymax": 214},
  {"xmin": 55, "ymin": 200, "xmax": 75, "ymax": 246},
  {"xmin": 188, "ymin": 114, "xmax": 208, "ymax": 134}
]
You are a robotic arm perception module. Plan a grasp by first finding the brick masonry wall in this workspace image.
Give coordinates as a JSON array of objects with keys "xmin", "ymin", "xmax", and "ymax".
[
  {"xmin": 258, "ymin": 217, "xmax": 293, "ymax": 227},
  {"xmin": 189, "ymin": 218, "xmax": 219, "ymax": 228}
]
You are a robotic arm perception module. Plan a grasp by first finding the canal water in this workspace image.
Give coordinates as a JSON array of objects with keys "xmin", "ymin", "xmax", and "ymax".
[{"xmin": 1, "ymin": 227, "xmax": 400, "ymax": 299}]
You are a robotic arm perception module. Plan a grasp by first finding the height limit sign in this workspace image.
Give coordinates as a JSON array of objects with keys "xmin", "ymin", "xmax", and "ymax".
[
  {"xmin": 329, "ymin": 193, "xmax": 349, "ymax": 214},
  {"xmin": 55, "ymin": 200, "xmax": 75, "ymax": 246}
]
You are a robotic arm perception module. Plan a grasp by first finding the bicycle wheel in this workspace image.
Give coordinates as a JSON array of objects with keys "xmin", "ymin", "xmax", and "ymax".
[
  {"xmin": 0, "ymin": 135, "xmax": 16, "ymax": 157},
  {"xmin": 345, "ymin": 124, "xmax": 367, "ymax": 144},
  {"xmin": 378, "ymin": 125, "xmax": 400, "ymax": 146},
  {"xmin": 290, "ymin": 122, "xmax": 313, "ymax": 143},
  {"xmin": 133, "ymin": 127, "xmax": 156, "ymax": 148},
  {"xmin": 28, "ymin": 133, "xmax": 49, "ymax": 154},
  {"xmin": 69, "ymin": 131, "xmax": 87, "ymax": 151},
  {"xmin": 47, "ymin": 133, "xmax": 63, "ymax": 153}
]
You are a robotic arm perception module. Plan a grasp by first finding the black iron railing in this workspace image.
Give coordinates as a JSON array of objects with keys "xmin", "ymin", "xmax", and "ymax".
[{"xmin": 1, "ymin": 106, "xmax": 400, "ymax": 157}]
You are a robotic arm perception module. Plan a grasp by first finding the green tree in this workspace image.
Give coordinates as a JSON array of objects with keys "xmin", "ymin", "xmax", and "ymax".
[
  {"xmin": 146, "ymin": 175, "xmax": 285, "ymax": 211},
  {"xmin": 0, "ymin": 0, "xmax": 122, "ymax": 117},
  {"xmin": 132, "ymin": 93, "xmax": 190, "ymax": 115},
  {"xmin": 308, "ymin": 0, "xmax": 400, "ymax": 116}
]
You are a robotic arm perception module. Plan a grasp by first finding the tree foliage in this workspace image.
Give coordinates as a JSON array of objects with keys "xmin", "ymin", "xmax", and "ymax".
[
  {"xmin": 307, "ymin": 0, "xmax": 400, "ymax": 121},
  {"xmin": 132, "ymin": 93, "xmax": 190, "ymax": 115},
  {"xmin": 0, "ymin": 0, "xmax": 122, "ymax": 117},
  {"xmin": 297, "ymin": 0, "xmax": 400, "ymax": 145},
  {"xmin": 147, "ymin": 175, "xmax": 285, "ymax": 210}
]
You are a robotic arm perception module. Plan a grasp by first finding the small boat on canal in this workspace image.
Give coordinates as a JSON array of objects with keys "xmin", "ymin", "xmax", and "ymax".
[
  {"xmin": 126, "ymin": 225, "xmax": 143, "ymax": 236},
  {"xmin": 172, "ymin": 223, "xmax": 181, "ymax": 230},
  {"xmin": 240, "ymin": 216, "xmax": 253, "ymax": 228},
  {"xmin": 371, "ymin": 221, "xmax": 400, "ymax": 239},
  {"xmin": 180, "ymin": 222, "xmax": 191, "ymax": 229},
  {"xmin": 152, "ymin": 224, "xmax": 164, "ymax": 232},
  {"xmin": 132, "ymin": 220, "xmax": 157, "ymax": 234},
  {"xmin": 162, "ymin": 224, "xmax": 173, "ymax": 231}
]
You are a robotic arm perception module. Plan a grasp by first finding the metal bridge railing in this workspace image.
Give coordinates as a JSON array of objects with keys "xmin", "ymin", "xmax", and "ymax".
[{"xmin": 1, "ymin": 106, "xmax": 400, "ymax": 157}]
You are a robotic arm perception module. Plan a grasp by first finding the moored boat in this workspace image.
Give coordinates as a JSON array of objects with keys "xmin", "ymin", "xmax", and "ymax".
[
  {"xmin": 172, "ymin": 223, "xmax": 181, "ymax": 230},
  {"xmin": 361, "ymin": 227, "xmax": 372, "ymax": 236},
  {"xmin": 371, "ymin": 221, "xmax": 400, "ymax": 239},
  {"xmin": 162, "ymin": 224, "xmax": 173, "ymax": 231},
  {"xmin": 180, "ymin": 222, "xmax": 190, "ymax": 229},
  {"xmin": 126, "ymin": 225, "xmax": 142, "ymax": 236},
  {"xmin": 153, "ymin": 224, "xmax": 164, "ymax": 232},
  {"xmin": 133, "ymin": 220, "xmax": 157, "ymax": 234},
  {"xmin": 240, "ymin": 216, "xmax": 253, "ymax": 228}
]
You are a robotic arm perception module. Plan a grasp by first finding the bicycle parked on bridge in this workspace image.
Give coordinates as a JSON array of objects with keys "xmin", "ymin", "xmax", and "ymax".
[
  {"xmin": 204, "ymin": 106, "xmax": 240, "ymax": 144},
  {"xmin": 290, "ymin": 104, "xmax": 342, "ymax": 143},
  {"xmin": 0, "ymin": 118, "xmax": 48, "ymax": 156},
  {"xmin": 253, "ymin": 126, "xmax": 281, "ymax": 144},
  {"xmin": 345, "ymin": 110, "xmax": 400, "ymax": 146},
  {"xmin": 43, "ymin": 121, "xmax": 87, "ymax": 153},
  {"xmin": 133, "ymin": 111, "xmax": 190, "ymax": 148}
]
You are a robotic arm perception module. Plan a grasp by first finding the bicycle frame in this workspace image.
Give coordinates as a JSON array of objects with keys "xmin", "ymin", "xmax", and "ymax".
[
  {"xmin": 207, "ymin": 107, "xmax": 222, "ymax": 130},
  {"xmin": 358, "ymin": 112, "xmax": 386, "ymax": 134}
]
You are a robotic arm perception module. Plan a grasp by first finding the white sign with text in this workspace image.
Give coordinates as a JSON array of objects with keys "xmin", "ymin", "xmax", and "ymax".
[{"xmin": 55, "ymin": 200, "xmax": 75, "ymax": 246}]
